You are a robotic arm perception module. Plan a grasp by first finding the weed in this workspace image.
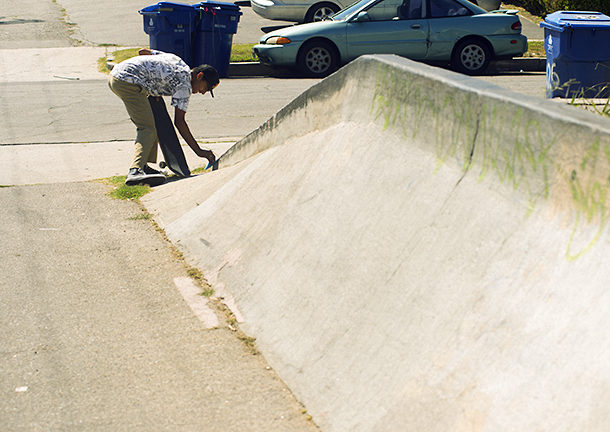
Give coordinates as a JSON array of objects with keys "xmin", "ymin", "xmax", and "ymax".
[
  {"xmin": 227, "ymin": 314, "xmax": 238, "ymax": 328},
  {"xmin": 238, "ymin": 335, "xmax": 259, "ymax": 355},
  {"xmin": 201, "ymin": 287, "xmax": 215, "ymax": 297},
  {"xmin": 552, "ymin": 76, "xmax": 610, "ymax": 116},
  {"xmin": 128, "ymin": 212, "xmax": 152, "ymax": 220},
  {"xmin": 187, "ymin": 267, "xmax": 203, "ymax": 281},
  {"xmin": 191, "ymin": 166, "xmax": 208, "ymax": 175}
]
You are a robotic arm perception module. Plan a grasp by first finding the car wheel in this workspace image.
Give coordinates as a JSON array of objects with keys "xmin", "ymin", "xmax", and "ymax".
[
  {"xmin": 305, "ymin": 3, "xmax": 340, "ymax": 22},
  {"xmin": 297, "ymin": 40, "xmax": 338, "ymax": 78},
  {"xmin": 452, "ymin": 39, "xmax": 491, "ymax": 75}
]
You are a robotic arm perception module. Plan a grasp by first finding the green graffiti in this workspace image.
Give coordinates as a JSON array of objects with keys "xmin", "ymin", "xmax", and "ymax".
[
  {"xmin": 371, "ymin": 65, "xmax": 610, "ymax": 261},
  {"xmin": 563, "ymin": 139, "xmax": 610, "ymax": 260},
  {"xmin": 475, "ymin": 107, "xmax": 555, "ymax": 216}
]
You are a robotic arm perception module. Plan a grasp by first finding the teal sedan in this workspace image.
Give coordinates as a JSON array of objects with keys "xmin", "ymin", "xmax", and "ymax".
[{"xmin": 252, "ymin": 0, "xmax": 527, "ymax": 77}]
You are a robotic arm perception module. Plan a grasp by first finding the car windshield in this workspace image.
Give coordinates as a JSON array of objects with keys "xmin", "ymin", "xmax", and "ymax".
[{"xmin": 331, "ymin": 0, "xmax": 376, "ymax": 21}]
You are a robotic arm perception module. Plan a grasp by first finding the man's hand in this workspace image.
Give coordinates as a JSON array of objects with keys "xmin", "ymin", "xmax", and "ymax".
[{"xmin": 197, "ymin": 149, "xmax": 216, "ymax": 165}]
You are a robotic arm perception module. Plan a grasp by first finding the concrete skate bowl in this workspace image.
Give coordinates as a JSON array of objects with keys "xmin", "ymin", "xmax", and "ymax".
[{"xmin": 146, "ymin": 55, "xmax": 610, "ymax": 431}]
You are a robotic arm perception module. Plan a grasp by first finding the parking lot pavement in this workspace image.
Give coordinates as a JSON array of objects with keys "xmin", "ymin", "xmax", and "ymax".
[
  {"xmin": 54, "ymin": 0, "xmax": 292, "ymax": 47},
  {"xmin": 478, "ymin": 71, "xmax": 547, "ymax": 99}
]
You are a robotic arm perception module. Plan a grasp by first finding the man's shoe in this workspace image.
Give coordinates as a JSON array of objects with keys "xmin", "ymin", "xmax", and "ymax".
[
  {"xmin": 143, "ymin": 164, "xmax": 164, "ymax": 176},
  {"xmin": 125, "ymin": 167, "xmax": 166, "ymax": 187},
  {"xmin": 125, "ymin": 168, "xmax": 146, "ymax": 185}
]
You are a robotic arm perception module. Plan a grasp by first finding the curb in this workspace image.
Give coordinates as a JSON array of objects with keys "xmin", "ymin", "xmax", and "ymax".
[
  {"xmin": 227, "ymin": 58, "xmax": 547, "ymax": 76},
  {"xmin": 227, "ymin": 61, "xmax": 292, "ymax": 77},
  {"xmin": 107, "ymin": 57, "xmax": 546, "ymax": 77},
  {"xmin": 105, "ymin": 59, "xmax": 291, "ymax": 77},
  {"xmin": 488, "ymin": 57, "xmax": 546, "ymax": 73}
]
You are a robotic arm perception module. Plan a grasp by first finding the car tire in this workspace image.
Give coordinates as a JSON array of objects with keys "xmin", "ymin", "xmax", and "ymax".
[
  {"xmin": 452, "ymin": 38, "xmax": 491, "ymax": 76},
  {"xmin": 297, "ymin": 40, "xmax": 338, "ymax": 78},
  {"xmin": 305, "ymin": 2, "xmax": 340, "ymax": 22}
]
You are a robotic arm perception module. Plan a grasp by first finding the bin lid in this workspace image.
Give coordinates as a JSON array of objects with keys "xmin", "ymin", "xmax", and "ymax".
[
  {"xmin": 140, "ymin": 1, "xmax": 197, "ymax": 14},
  {"xmin": 194, "ymin": 1, "xmax": 242, "ymax": 13},
  {"xmin": 541, "ymin": 11, "xmax": 610, "ymax": 31}
]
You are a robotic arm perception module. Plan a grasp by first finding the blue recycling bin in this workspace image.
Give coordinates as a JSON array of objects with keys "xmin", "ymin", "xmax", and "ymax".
[
  {"xmin": 541, "ymin": 11, "xmax": 610, "ymax": 98},
  {"xmin": 140, "ymin": 2, "xmax": 199, "ymax": 67},
  {"xmin": 193, "ymin": 1, "xmax": 242, "ymax": 77}
]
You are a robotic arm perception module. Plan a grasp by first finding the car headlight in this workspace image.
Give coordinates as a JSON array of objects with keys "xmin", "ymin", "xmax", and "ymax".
[{"xmin": 265, "ymin": 36, "xmax": 291, "ymax": 45}]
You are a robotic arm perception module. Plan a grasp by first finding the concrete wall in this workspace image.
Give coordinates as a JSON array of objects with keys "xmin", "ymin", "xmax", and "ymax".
[{"xmin": 151, "ymin": 55, "xmax": 610, "ymax": 431}]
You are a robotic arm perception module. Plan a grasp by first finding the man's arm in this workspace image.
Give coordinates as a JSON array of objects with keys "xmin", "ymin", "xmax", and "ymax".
[{"xmin": 174, "ymin": 108, "xmax": 215, "ymax": 162}]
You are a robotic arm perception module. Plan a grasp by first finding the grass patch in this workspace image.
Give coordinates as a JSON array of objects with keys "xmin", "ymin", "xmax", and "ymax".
[
  {"xmin": 109, "ymin": 184, "xmax": 151, "ymax": 201},
  {"xmin": 102, "ymin": 176, "xmax": 151, "ymax": 200},
  {"xmin": 98, "ymin": 56, "xmax": 110, "ymax": 74},
  {"xmin": 523, "ymin": 40, "xmax": 544, "ymax": 57},
  {"xmin": 231, "ymin": 43, "xmax": 256, "ymax": 62},
  {"xmin": 113, "ymin": 47, "xmax": 141, "ymax": 63},
  {"xmin": 99, "ymin": 44, "xmax": 257, "ymax": 74},
  {"xmin": 99, "ymin": 47, "xmax": 140, "ymax": 73}
]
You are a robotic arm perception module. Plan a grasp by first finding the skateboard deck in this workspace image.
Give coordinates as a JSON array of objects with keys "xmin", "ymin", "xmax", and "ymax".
[{"xmin": 148, "ymin": 97, "xmax": 191, "ymax": 177}]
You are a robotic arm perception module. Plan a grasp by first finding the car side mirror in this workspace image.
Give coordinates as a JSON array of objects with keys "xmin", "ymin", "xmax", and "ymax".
[{"xmin": 353, "ymin": 11, "xmax": 370, "ymax": 22}]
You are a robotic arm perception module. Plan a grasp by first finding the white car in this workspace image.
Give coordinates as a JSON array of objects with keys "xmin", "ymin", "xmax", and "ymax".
[{"xmin": 251, "ymin": 0, "xmax": 352, "ymax": 23}]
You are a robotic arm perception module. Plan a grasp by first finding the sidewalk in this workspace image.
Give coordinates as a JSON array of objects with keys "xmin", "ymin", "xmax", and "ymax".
[{"xmin": 0, "ymin": 46, "xmax": 318, "ymax": 185}]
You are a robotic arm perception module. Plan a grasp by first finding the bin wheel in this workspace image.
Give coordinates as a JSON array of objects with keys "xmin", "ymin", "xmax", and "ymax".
[{"xmin": 159, "ymin": 161, "xmax": 167, "ymax": 169}]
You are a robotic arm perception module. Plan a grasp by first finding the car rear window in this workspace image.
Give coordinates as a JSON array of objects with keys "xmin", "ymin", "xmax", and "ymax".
[{"xmin": 429, "ymin": 0, "xmax": 472, "ymax": 17}]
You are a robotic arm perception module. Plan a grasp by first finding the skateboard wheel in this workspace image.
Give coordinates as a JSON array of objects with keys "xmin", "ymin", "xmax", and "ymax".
[{"xmin": 159, "ymin": 161, "xmax": 167, "ymax": 169}]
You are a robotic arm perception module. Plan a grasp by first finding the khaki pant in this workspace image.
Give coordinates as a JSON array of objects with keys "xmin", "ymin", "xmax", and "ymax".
[{"xmin": 108, "ymin": 75, "xmax": 158, "ymax": 169}]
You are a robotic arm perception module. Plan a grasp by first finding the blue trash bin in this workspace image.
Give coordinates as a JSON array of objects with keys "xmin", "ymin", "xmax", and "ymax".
[
  {"xmin": 140, "ymin": 2, "xmax": 199, "ymax": 67},
  {"xmin": 192, "ymin": 1, "xmax": 242, "ymax": 77},
  {"xmin": 541, "ymin": 11, "xmax": 610, "ymax": 98}
]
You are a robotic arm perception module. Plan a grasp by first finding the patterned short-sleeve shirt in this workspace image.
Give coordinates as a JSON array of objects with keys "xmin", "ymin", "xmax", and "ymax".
[{"xmin": 110, "ymin": 50, "xmax": 192, "ymax": 112}]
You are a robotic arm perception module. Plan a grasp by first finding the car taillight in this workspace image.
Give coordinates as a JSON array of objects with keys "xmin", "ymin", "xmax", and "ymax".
[{"xmin": 511, "ymin": 21, "xmax": 522, "ymax": 31}]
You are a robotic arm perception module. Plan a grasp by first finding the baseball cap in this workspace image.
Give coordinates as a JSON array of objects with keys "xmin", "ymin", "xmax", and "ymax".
[{"xmin": 198, "ymin": 64, "xmax": 219, "ymax": 98}]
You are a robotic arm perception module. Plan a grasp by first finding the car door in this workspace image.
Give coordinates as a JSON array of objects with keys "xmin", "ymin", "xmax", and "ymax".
[
  {"xmin": 425, "ymin": 0, "xmax": 475, "ymax": 60},
  {"xmin": 345, "ymin": 0, "xmax": 429, "ymax": 61}
]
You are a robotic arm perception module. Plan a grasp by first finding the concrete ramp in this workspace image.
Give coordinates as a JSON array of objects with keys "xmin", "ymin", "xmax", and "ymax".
[{"xmin": 143, "ymin": 55, "xmax": 610, "ymax": 431}]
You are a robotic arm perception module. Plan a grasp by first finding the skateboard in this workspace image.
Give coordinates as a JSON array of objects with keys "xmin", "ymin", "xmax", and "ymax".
[{"xmin": 148, "ymin": 96, "xmax": 191, "ymax": 178}]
